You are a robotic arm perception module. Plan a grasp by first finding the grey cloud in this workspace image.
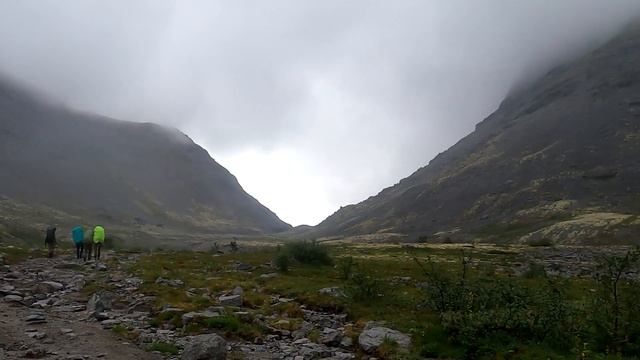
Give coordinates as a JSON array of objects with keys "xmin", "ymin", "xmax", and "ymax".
[{"xmin": 1, "ymin": 1, "xmax": 640, "ymax": 225}]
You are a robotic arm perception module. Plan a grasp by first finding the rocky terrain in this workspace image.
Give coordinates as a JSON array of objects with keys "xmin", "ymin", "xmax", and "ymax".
[
  {"xmin": 311, "ymin": 20, "xmax": 640, "ymax": 245},
  {"xmin": 0, "ymin": 250, "xmax": 412, "ymax": 359}
]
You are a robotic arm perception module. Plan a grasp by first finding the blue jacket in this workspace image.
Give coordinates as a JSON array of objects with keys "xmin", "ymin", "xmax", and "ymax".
[{"xmin": 71, "ymin": 226, "xmax": 84, "ymax": 244}]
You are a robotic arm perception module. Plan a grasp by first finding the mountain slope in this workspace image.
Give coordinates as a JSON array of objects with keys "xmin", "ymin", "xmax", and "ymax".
[
  {"xmin": 313, "ymin": 21, "xmax": 640, "ymax": 244},
  {"xmin": 0, "ymin": 79, "xmax": 291, "ymax": 242}
]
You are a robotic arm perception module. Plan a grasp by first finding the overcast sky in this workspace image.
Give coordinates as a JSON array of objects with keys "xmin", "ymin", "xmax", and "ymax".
[{"xmin": 1, "ymin": 1, "xmax": 640, "ymax": 226}]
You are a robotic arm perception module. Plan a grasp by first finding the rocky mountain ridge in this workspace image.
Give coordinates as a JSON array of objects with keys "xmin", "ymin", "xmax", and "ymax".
[
  {"xmin": 0, "ymin": 78, "xmax": 291, "ymax": 245},
  {"xmin": 311, "ymin": 20, "xmax": 640, "ymax": 245}
]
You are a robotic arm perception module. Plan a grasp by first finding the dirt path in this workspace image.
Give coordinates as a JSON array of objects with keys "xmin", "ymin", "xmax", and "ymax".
[{"xmin": 0, "ymin": 255, "xmax": 162, "ymax": 360}]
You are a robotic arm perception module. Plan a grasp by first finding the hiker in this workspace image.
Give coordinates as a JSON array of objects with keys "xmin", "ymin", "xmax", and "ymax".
[
  {"xmin": 44, "ymin": 225, "xmax": 57, "ymax": 258},
  {"xmin": 93, "ymin": 225, "xmax": 105, "ymax": 260},
  {"xmin": 83, "ymin": 227, "xmax": 93, "ymax": 261},
  {"xmin": 71, "ymin": 226, "xmax": 84, "ymax": 259}
]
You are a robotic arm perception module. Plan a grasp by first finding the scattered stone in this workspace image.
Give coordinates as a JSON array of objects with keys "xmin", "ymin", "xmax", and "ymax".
[
  {"xmin": 27, "ymin": 331, "xmax": 47, "ymax": 340},
  {"xmin": 23, "ymin": 347, "xmax": 47, "ymax": 358},
  {"xmin": 259, "ymin": 273, "xmax": 278, "ymax": 279},
  {"xmin": 320, "ymin": 328, "xmax": 342, "ymax": 346},
  {"xmin": 232, "ymin": 286, "xmax": 244, "ymax": 296},
  {"xmin": 358, "ymin": 326, "xmax": 411, "ymax": 353},
  {"xmin": 101, "ymin": 319, "xmax": 121, "ymax": 329},
  {"xmin": 182, "ymin": 311, "xmax": 221, "ymax": 324},
  {"xmin": 318, "ymin": 287, "xmax": 344, "ymax": 297},
  {"xmin": 87, "ymin": 292, "xmax": 114, "ymax": 313},
  {"xmin": 4, "ymin": 294, "xmax": 23, "ymax": 303},
  {"xmin": 340, "ymin": 336, "xmax": 353, "ymax": 348},
  {"xmin": 34, "ymin": 281, "xmax": 64, "ymax": 293},
  {"xmin": 25, "ymin": 314, "xmax": 47, "ymax": 324},
  {"xmin": 155, "ymin": 277, "xmax": 185, "ymax": 288},
  {"xmin": 182, "ymin": 333, "xmax": 227, "ymax": 360},
  {"xmin": 93, "ymin": 312, "xmax": 110, "ymax": 321},
  {"xmin": 95, "ymin": 263, "xmax": 108, "ymax": 271},
  {"xmin": 233, "ymin": 262, "xmax": 253, "ymax": 271},
  {"xmin": 219, "ymin": 294, "xmax": 242, "ymax": 307}
]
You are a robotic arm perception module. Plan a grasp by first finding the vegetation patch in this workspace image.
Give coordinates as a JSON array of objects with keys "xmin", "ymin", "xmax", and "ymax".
[{"xmin": 148, "ymin": 341, "xmax": 180, "ymax": 355}]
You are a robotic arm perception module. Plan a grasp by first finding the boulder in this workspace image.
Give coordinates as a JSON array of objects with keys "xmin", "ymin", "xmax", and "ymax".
[
  {"xmin": 231, "ymin": 286, "xmax": 244, "ymax": 296},
  {"xmin": 181, "ymin": 333, "xmax": 226, "ymax": 360},
  {"xmin": 320, "ymin": 327, "xmax": 342, "ymax": 346},
  {"xmin": 69, "ymin": 275, "xmax": 86, "ymax": 290},
  {"xmin": 4, "ymin": 294, "xmax": 23, "ymax": 303},
  {"xmin": 218, "ymin": 294, "xmax": 242, "ymax": 307},
  {"xmin": 182, "ymin": 311, "xmax": 221, "ymax": 324},
  {"xmin": 33, "ymin": 281, "xmax": 64, "ymax": 294},
  {"xmin": 358, "ymin": 326, "xmax": 411, "ymax": 353},
  {"xmin": 87, "ymin": 292, "xmax": 114, "ymax": 313}
]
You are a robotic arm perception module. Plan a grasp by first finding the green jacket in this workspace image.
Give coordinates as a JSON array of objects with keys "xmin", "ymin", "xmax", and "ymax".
[{"xmin": 93, "ymin": 226, "xmax": 105, "ymax": 243}]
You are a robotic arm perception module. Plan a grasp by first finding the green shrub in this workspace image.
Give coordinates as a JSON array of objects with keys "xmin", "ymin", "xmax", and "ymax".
[
  {"xmin": 148, "ymin": 342, "xmax": 179, "ymax": 355},
  {"xmin": 284, "ymin": 241, "xmax": 333, "ymax": 265},
  {"xmin": 588, "ymin": 249, "xmax": 640, "ymax": 355},
  {"xmin": 345, "ymin": 272, "xmax": 384, "ymax": 302},
  {"xmin": 203, "ymin": 315, "xmax": 241, "ymax": 331},
  {"xmin": 274, "ymin": 253, "xmax": 290, "ymax": 272},
  {"xmin": 527, "ymin": 238, "xmax": 554, "ymax": 247},
  {"xmin": 415, "ymin": 256, "xmax": 579, "ymax": 357},
  {"xmin": 337, "ymin": 256, "xmax": 356, "ymax": 280},
  {"xmin": 522, "ymin": 262, "xmax": 547, "ymax": 278}
]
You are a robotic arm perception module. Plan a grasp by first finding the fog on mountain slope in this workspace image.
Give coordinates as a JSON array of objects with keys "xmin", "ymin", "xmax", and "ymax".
[
  {"xmin": 1, "ymin": 2, "xmax": 640, "ymax": 226},
  {"xmin": 311, "ymin": 20, "xmax": 640, "ymax": 245},
  {"xmin": 0, "ymin": 78, "xmax": 291, "ymax": 245}
]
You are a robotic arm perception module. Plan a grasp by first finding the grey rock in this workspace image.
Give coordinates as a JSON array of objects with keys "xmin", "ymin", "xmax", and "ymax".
[
  {"xmin": 259, "ymin": 273, "xmax": 278, "ymax": 279},
  {"xmin": 27, "ymin": 331, "xmax": 47, "ymax": 340},
  {"xmin": 95, "ymin": 263, "xmax": 108, "ymax": 271},
  {"xmin": 320, "ymin": 328, "xmax": 342, "ymax": 346},
  {"xmin": 33, "ymin": 281, "xmax": 64, "ymax": 293},
  {"xmin": 101, "ymin": 319, "xmax": 121, "ymax": 329},
  {"xmin": 231, "ymin": 286, "xmax": 244, "ymax": 296},
  {"xmin": 25, "ymin": 314, "xmax": 47, "ymax": 324},
  {"xmin": 182, "ymin": 311, "xmax": 220, "ymax": 324},
  {"xmin": 318, "ymin": 287, "xmax": 344, "ymax": 297},
  {"xmin": 218, "ymin": 294, "xmax": 242, "ymax": 307},
  {"xmin": 182, "ymin": 333, "xmax": 227, "ymax": 360},
  {"xmin": 4, "ymin": 294, "xmax": 23, "ymax": 303},
  {"xmin": 340, "ymin": 336, "xmax": 353, "ymax": 348},
  {"xmin": 87, "ymin": 292, "xmax": 114, "ymax": 313},
  {"xmin": 93, "ymin": 312, "xmax": 110, "ymax": 321},
  {"xmin": 233, "ymin": 263, "xmax": 253, "ymax": 271},
  {"xmin": 358, "ymin": 327, "xmax": 411, "ymax": 353},
  {"xmin": 124, "ymin": 277, "xmax": 144, "ymax": 287},
  {"xmin": 155, "ymin": 277, "xmax": 185, "ymax": 288}
]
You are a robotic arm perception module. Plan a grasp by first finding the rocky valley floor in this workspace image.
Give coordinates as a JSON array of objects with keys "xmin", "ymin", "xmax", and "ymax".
[
  {"xmin": 0, "ymin": 249, "xmax": 402, "ymax": 360},
  {"xmin": 1, "ymin": 243, "xmax": 638, "ymax": 359}
]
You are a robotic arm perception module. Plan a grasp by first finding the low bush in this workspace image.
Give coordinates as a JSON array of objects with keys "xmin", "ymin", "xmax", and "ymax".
[
  {"xmin": 344, "ymin": 272, "xmax": 384, "ymax": 302},
  {"xmin": 148, "ymin": 341, "xmax": 179, "ymax": 355},
  {"xmin": 527, "ymin": 238, "xmax": 554, "ymax": 247},
  {"xmin": 274, "ymin": 253, "xmax": 290, "ymax": 272},
  {"xmin": 284, "ymin": 241, "xmax": 333, "ymax": 265},
  {"xmin": 337, "ymin": 256, "xmax": 356, "ymax": 280}
]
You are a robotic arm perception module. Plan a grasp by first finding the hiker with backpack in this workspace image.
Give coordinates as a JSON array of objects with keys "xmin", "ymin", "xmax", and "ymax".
[
  {"xmin": 83, "ymin": 227, "xmax": 93, "ymax": 261},
  {"xmin": 44, "ymin": 225, "xmax": 57, "ymax": 258},
  {"xmin": 71, "ymin": 226, "xmax": 84, "ymax": 259},
  {"xmin": 93, "ymin": 225, "xmax": 105, "ymax": 260}
]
